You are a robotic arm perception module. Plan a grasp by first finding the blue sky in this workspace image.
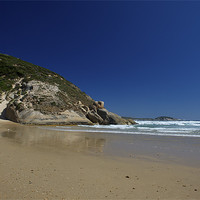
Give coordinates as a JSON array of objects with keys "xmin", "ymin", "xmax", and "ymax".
[{"xmin": 1, "ymin": 1, "xmax": 200, "ymax": 119}]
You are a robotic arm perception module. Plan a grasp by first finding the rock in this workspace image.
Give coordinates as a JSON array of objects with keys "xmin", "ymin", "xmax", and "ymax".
[
  {"xmin": 5, "ymin": 104, "xmax": 20, "ymax": 123},
  {"xmin": 94, "ymin": 101, "xmax": 104, "ymax": 109},
  {"xmin": 98, "ymin": 101, "xmax": 104, "ymax": 109},
  {"xmin": 77, "ymin": 101, "xmax": 82, "ymax": 105},
  {"xmin": 4, "ymin": 89, "xmax": 136, "ymax": 125},
  {"xmin": 86, "ymin": 111, "xmax": 103, "ymax": 124},
  {"xmin": 0, "ymin": 95, "xmax": 8, "ymax": 119},
  {"xmin": 80, "ymin": 105, "xmax": 89, "ymax": 114},
  {"xmin": 6, "ymin": 108, "xmax": 85, "ymax": 126},
  {"xmin": 125, "ymin": 118, "xmax": 137, "ymax": 125},
  {"xmin": 25, "ymin": 83, "xmax": 33, "ymax": 91},
  {"xmin": 8, "ymin": 92, "xmax": 15, "ymax": 100},
  {"xmin": 28, "ymin": 102, "xmax": 33, "ymax": 108},
  {"xmin": 97, "ymin": 108, "xmax": 109, "ymax": 121},
  {"xmin": 75, "ymin": 101, "xmax": 90, "ymax": 114},
  {"xmin": 89, "ymin": 104, "xmax": 97, "ymax": 112},
  {"xmin": 5, "ymin": 102, "xmax": 93, "ymax": 125},
  {"xmin": 107, "ymin": 112, "xmax": 128, "ymax": 125},
  {"xmin": 97, "ymin": 108, "xmax": 135, "ymax": 125}
]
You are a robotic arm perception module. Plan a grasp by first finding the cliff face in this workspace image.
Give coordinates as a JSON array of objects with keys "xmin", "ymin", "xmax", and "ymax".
[{"xmin": 0, "ymin": 53, "xmax": 135, "ymax": 125}]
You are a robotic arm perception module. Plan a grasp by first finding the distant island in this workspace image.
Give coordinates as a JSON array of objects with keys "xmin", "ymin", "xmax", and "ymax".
[
  {"xmin": 123, "ymin": 116, "xmax": 179, "ymax": 121},
  {"xmin": 0, "ymin": 53, "xmax": 136, "ymax": 125}
]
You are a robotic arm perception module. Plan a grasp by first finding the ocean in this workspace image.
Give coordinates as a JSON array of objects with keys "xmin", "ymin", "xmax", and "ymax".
[{"xmin": 43, "ymin": 120, "xmax": 200, "ymax": 138}]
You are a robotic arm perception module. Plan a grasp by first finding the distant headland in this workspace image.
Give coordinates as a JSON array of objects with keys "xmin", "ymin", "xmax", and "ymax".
[{"xmin": 123, "ymin": 116, "xmax": 179, "ymax": 121}]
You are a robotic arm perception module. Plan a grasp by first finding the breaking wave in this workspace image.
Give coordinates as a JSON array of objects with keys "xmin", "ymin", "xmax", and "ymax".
[{"xmin": 40, "ymin": 120, "xmax": 200, "ymax": 138}]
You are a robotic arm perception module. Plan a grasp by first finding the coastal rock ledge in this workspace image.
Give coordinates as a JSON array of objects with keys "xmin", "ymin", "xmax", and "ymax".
[{"xmin": 0, "ymin": 53, "xmax": 136, "ymax": 125}]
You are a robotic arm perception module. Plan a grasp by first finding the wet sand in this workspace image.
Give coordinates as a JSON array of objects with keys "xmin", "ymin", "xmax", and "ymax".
[{"xmin": 0, "ymin": 120, "xmax": 200, "ymax": 199}]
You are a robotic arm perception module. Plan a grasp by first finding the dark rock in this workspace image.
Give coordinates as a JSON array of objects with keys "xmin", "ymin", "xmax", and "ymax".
[
  {"xmin": 125, "ymin": 118, "xmax": 137, "ymax": 125},
  {"xmin": 155, "ymin": 116, "xmax": 178, "ymax": 121},
  {"xmin": 97, "ymin": 108, "xmax": 109, "ymax": 121},
  {"xmin": 5, "ymin": 104, "xmax": 20, "ymax": 123},
  {"xmin": 97, "ymin": 108, "xmax": 136, "ymax": 125},
  {"xmin": 89, "ymin": 104, "xmax": 97, "ymax": 112},
  {"xmin": 0, "ymin": 107, "xmax": 6, "ymax": 119},
  {"xmin": 86, "ymin": 111, "xmax": 103, "ymax": 124},
  {"xmin": 107, "ymin": 112, "xmax": 129, "ymax": 125},
  {"xmin": 182, "ymin": 185, "xmax": 186, "ymax": 187}
]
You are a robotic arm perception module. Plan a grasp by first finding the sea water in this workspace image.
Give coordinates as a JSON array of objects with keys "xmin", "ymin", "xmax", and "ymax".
[{"xmin": 43, "ymin": 120, "xmax": 200, "ymax": 138}]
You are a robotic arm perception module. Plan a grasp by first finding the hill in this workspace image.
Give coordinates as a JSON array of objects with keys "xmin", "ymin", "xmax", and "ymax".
[
  {"xmin": 0, "ymin": 53, "xmax": 135, "ymax": 125},
  {"xmin": 0, "ymin": 53, "xmax": 92, "ymax": 106}
]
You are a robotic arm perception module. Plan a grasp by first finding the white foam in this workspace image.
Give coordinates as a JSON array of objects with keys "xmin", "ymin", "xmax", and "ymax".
[
  {"xmin": 79, "ymin": 124, "xmax": 134, "ymax": 129},
  {"xmin": 136, "ymin": 127, "xmax": 199, "ymax": 132},
  {"xmin": 39, "ymin": 120, "xmax": 200, "ymax": 138},
  {"xmin": 135, "ymin": 120, "xmax": 200, "ymax": 126},
  {"xmin": 39, "ymin": 126, "xmax": 200, "ymax": 138}
]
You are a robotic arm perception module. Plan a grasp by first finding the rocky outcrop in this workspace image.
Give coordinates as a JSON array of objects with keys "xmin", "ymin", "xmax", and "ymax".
[
  {"xmin": 1, "ymin": 80, "xmax": 134, "ymax": 125},
  {"xmin": 124, "ymin": 118, "xmax": 136, "ymax": 124},
  {"xmin": 4, "ymin": 103, "xmax": 19, "ymax": 123},
  {"xmin": 4, "ymin": 84, "xmax": 133, "ymax": 125},
  {"xmin": 3, "ymin": 80, "xmax": 92, "ymax": 125},
  {"xmin": 5, "ymin": 107, "xmax": 91, "ymax": 125},
  {"xmin": 96, "ymin": 108, "xmax": 135, "ymax": 125},
  {"xmin": 97, "ymin": 109, "xmax": 108, "ymax": 121},
  {"xmin": 86, "ymin": 103, "xmax": 135, "ymax": 125},
  {"xmin": 86, "ymin": 110, "xmax": 103, "ymax": 124}
]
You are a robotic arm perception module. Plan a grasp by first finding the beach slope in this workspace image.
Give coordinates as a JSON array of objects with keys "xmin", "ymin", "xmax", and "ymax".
[{"xmin": 0, "ymin": 120, "xmax": 200, "ymax": 199}]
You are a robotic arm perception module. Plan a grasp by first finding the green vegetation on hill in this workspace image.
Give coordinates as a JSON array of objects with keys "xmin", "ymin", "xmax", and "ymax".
[{"xmin": 0, "ymin": 53, "xmax": 93, "ymax": 105}]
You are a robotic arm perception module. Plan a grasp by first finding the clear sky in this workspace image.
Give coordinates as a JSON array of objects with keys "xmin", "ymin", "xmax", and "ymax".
[{"xmin": 1, "ymin": 1, "xmax": 200, "ymax": 120}]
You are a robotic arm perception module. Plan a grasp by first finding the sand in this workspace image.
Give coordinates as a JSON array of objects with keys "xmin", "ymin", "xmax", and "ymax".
[{"xmin": 0, "ymin": 120, "xmax": 200, "ymax": 199}]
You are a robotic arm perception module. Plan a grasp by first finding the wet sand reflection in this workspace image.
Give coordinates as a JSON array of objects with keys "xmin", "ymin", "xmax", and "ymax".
[{"xmin": 0, "ymin": 124, "xmax": 106, "ymax": 154}]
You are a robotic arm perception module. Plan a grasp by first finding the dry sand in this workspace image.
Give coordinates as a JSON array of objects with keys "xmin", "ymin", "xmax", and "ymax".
[{"xmin": 0, "ymin": 120, "xmax": 200, "ymax": 199}]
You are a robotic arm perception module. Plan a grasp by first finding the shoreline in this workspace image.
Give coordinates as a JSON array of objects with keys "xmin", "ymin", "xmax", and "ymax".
[
  {"xmin": 1, "ymin": 119, "xmax": 200, "ymax": 167},
  {"xmin": 0, "ymin": 120, "xmax": 200, "ymax": 199},
  {"xmin": 38, "ymin": 124, "xmax": 200, "ymax": 168}
]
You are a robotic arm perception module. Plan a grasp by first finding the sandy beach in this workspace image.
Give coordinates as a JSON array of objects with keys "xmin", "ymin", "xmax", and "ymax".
[{"xmin": 0, "ymin": 120, "xmax": 200, "ymax": 199}]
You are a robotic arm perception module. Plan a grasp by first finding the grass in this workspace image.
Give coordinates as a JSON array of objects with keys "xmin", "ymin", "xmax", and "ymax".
[{"xmin": 0, "ymin": 53, "xmax": 94, "ymax": 105}]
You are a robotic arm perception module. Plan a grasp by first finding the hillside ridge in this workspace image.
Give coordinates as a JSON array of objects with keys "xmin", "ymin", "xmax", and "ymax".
[{"xmin": 0, "ymin": 53, "xmax": 135, "ymax": 125}]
